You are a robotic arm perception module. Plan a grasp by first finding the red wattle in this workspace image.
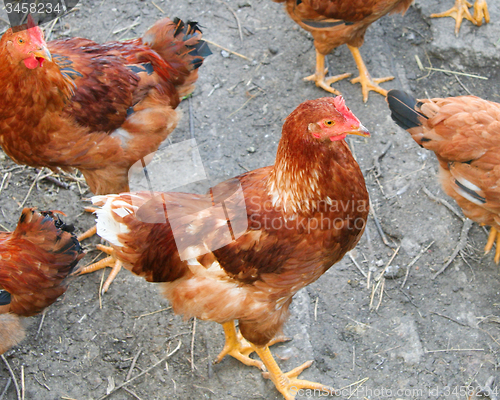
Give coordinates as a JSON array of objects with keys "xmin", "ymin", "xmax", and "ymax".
[
  {"xmin": 330, "ymin": 134, "xmax": 346, "ymax": 141},
  {"xmin": 23, "ymin": 57, "xmax": 40, "ymax": 69}
]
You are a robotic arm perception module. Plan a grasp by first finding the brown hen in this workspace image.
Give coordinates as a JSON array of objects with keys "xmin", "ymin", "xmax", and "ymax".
[
  {"xmin": 0, "ymin": 16, "xmax": 210, "ymax": 290},
  {"xmin": 387, "ymin": 89, "xmax": 500, "ymax": 263},
  {"xmin": 0, "ymin": 16, "xmax": 209, "ymax": 194},
  {"xmin": 273, "ymin": 0, "xmax": 413, "ymax": 101},
  {"xmin": 0, "ymin": 208, "xmax": 83, "ymax": 354},
  {"xmin": 89, "ymin": 97, "xmax": 369, "ymax": 399}
]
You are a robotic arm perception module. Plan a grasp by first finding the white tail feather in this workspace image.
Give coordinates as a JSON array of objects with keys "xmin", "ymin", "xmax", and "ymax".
[{"xmin": 92, "ymin": 195, "xmax": 131, "ymax": 247}]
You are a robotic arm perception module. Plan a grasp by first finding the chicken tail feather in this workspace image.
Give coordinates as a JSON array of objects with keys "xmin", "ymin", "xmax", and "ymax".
[
  {"xmin": 142, "ymin": 17, "xmax": 211, "ymax": 97},
  {"xmin": 172, "ymin": 18, "xmax": 212, "ymax": 70},
  {"xmin": 1, "ymin": 208, "xmax": 84, "ymax": 316},
  {"xmin": 387, "ymin": 89, "xmax": 427, "ymax": 130}
]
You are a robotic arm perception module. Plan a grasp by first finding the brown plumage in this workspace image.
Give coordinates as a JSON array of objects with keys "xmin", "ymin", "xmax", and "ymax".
[
  {"xmin": 273, "ymin": 0, "xmax": 413, "ymax": 101},
  {"xmin": 0, "ymin": 208, "xmax": 83, "ymax": 354},
  {"xmin": 91, "ymin": 97, "xmax": 369, "ymax": 399},
  {"xmin": 0, "ymin": 314, "xmax": 24, "ymax": 355},
  {"xmin": 387, "ymin": 89, "xmax": 500, "ymax": 263},
  {"xmin": 0, "ymin": 17, "xmax": 210, "ymax": 194}
]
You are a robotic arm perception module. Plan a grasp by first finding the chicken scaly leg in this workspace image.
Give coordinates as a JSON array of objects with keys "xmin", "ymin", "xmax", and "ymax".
[
  {"xmin": 471, "ymin": 0, "xmax": 489, "ymax": 27},
  {"xmin": 215, "ymin": 321, "xmax": 291, "ymax": 371},
  {"xmin": 252, "ymin": 345, "xmax": 336, "ymax": 400},
  {"xmin": 303, "ymin": 50, "xmax": 351, "ymax": 95},
  {"xmin": 76, "ymin": 207, "xmax": 122, "ymax": 293},
  {"xmin": 74, "ymin": 244, "xmax": 122, "ymax": 293},
  {"xmin": 431, "ymin": 0, "xmax": 489, "ymax": 36},
  {"xmin": 215, "ymin": 321, "xmax": 266, "ymax": 370},
  {"xmin": 347, "ymin": 45, "xmax": 394, "ymax": 103},
  {"xmin": 77, "ymin": 225, "xmax": 97, "ymax": 241},
  {"xmin": 484, "ymin": 227, "xmax": 500, "ymax": 264}
]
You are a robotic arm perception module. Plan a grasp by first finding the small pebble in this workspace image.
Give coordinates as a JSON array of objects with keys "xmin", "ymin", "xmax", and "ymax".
[
  {"xmin": 269, "ymin": 45, "xmax": 279, "ymax": 55},
  {"xmin": 221, "ymin": 50, "xmax": 230, "ymax": 58},
  {"xmin": 247, "ymin": 146, "xmax": 256, "ymax": 153},
  {"xmin": 384, "ymin": 264, "xmax": 405, "ymax": 279}
]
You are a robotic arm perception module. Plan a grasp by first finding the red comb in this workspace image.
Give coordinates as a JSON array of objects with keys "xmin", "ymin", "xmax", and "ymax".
[
  {"xmin": 27, "ymin": 14, "xmax": 36, "ymax": 29},
  {"xmin": 26, "ymin": 14, "xmax": 44, "ymax": 44},
  {"xmin": 333, "ymin": 96, "xmax": 349, "ymax": 114}
]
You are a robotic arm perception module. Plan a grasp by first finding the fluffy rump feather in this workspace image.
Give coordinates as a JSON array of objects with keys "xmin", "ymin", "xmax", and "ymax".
[
  {"xmin": 0, "ymin": 314, "xmax": 25, "ymax": 355},
  {"xmin": 0, "ymin": 208, "xmax": 84, "ymax": 316},
  {"xmin": 387, "ymin": 88, "xmax": 500, "ymax": 240}
]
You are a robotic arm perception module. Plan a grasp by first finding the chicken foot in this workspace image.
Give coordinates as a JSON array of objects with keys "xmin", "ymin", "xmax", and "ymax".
[
  {"xmin": 77, "ymin": 225, "xmax": 97, "ymax": 241},
  {"xmin": 484, "ymin": 227, "xmax": 500, "ymax": 264},
  {"xmin": 215, "ymin": 321, "xmax": 291, "ymax": 371},
  {"xmin": 215, "ymin": 321, "xmax": 266, "ymax": 370},
  {"xmin": 74, "ymin": 244, "xmax": 122, "ymax": 293},
  {"xmin": 303, "ymin": 50, "xmax": 351, "ymax": 95},
  {"xmin": 77, "ymin": 206, "xmax": 100, "ymax": 241},
  {"xmin": 252, "ymin": 345, "xmax": 336, "ymax": 400},
  {"xmin": 431, "ymin": 0, "xmax": 489, "ymax": 36},
  {"xmin": 471, "ymin": 0, "xmax": 489, "ymax": 27},
  {"xmin": 347, "ymin": 45, "xmax": 393, "ymax": 103}
]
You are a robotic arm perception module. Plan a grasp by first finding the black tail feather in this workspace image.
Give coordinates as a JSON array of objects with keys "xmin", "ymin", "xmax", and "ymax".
[
  {"xmin": 387, "ymin": 89, "xmax": 427, "ymax": 130},
  {"xmin": 172, "ymin": 17, "xmax": 212, "ymax": 70},
  {"xmin": 0, "ymin": 290, "xmax": 11, "ymax": 306},
  {"xmin": 39, "ymin": 210, "xmax": 84, "ymax": 275}
]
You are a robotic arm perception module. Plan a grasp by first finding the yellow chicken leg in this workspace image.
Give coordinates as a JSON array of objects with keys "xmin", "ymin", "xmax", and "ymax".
[
  {"xmin": 484, "ymin": 227, "xmax": 500, "ymax": 264},
  {"xmin": 252, "ymin": 345, "xmax": 336, "ymax": 400},
  {"xmin": 304, "ymin": 50, "xmax": 351, "ymax": 95},
  {"xmin": 215, "ymin": 321, "xmax": 266, "ymax": 370},
  {"xmin": 77, "ymin": 225, "xmax": 97, "ymax": 241},
  {"xmin": 215, "ymin": 321, "xmax": 291, "ymax": 371},
  {"xmin": 77, "ymin": 206, "xmax": 99, "ymax": 241},
  {"xmin": 75, "ymin": 244, "xmax": 122, "ymax": 293},
  {"xmin": 347, "ymin": 45, "xmax": 394, "ymax": 103},
  {"xmin": 471, "ymin": 0, "xmax": 489, "ymax": 27},
  {"xmin": 431, "ymin": 0, "xmax": 489, "ymax": 36}
]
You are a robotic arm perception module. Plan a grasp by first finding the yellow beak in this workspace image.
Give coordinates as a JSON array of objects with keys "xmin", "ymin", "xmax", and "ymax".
[
  {"xmin": 33, "ymin": 45, "xmax": 52, "ymax": 62},
  {"xmin": 346, "ymin": 123, "xmax": 370, "ymax": 138}
]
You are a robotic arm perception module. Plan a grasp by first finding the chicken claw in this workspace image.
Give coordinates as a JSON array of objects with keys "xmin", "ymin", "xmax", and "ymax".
[
  {"xmin": 347, "ymin": 45, "xmax": 393, "ymax": 103},
  {"xmin": 77, "ymin": 206, "xmax": 99, "ymax": 241},
  {"xmin": 484, "ymin": 227, "xmax": 500, "ymax": 264},
  {"xmin": 471, "ymin": 0, "xmax": 489, "ymax": 27},
  {"xmin": 74, "ymin": 244, "xmax": 122, "ymax": 293},
  {"xmin": 431, "ymin": 0, "xmax": 489, "ymax": 36},
  {"xmin": 77, "ymin": 225, "xmax": 97, "ymax": 242},
  {"xmin": 252, "ymin": 345, "xmax": 336, "ymax": 400},
  {"xmin": 215, "ymin": 321, "xmax": 266, "ymax": 370},
  {"xmin": 216, "ymin": 321, "xmax": 291, "ymax": 371},
  {"xmin": 304, "ymin": 50, "xmax": 351, "ymax": 95}
]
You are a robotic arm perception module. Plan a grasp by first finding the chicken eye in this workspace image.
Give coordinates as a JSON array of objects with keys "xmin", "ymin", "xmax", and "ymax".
[
  {"xmin": 324, "ymin": 120, "xmax": 335, "ymax": 126},
  {"xmin": 17, "ymin": 37, "xmax": 24, "ymax": 45}
]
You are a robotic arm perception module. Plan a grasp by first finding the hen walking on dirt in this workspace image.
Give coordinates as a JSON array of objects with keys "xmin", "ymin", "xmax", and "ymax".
[
  {"xmin": 89, "ymin": 97, "xmax": 369, "ymax": 399},
  {"xmin": 0, "ymin": 208, "xmax": 83, "ymax": 354},
  {"xmin": 387, "ymin": 89, "xmax": 500, "ymax": 264},
  {"xmin": 0, "ymin": 15, "xmax": 210, "ymax": 291},
  {"xmin": 273, "ymin": 0, "xmax": 413, "ymax": 101},
  {"xmin": 0, "ymin": 16, "xmax": 209, "ymax": 194}
]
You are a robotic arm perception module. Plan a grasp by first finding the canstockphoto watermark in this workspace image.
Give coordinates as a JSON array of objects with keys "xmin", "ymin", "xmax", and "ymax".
[
  {"xmin": 247, "ymin": 196, "xmax": 368, "ymax": 215},
  {"xmin": 290, "ymin": 385, "xmax": 498, "ymax": 398},
  {"xmin": 249, "ymin": 212, "xmax": 367, "ymax": 233}
]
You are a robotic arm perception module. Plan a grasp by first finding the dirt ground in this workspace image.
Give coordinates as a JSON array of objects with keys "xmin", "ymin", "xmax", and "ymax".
[{"xmin": 1, "ymin": 0, "xmax": 500, "ymax": 399}]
